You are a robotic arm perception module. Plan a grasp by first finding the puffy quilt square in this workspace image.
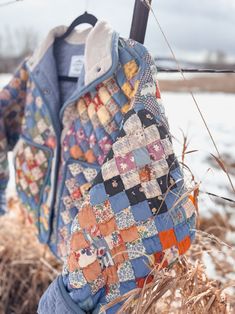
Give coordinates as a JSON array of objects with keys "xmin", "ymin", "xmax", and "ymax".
[
  {"xmin": 104, "ymin": 175, "xmax": 125, "ymax": 196},
  {"xmin": 109, "ymin": 192, "xmax": 130, "ymax": 214},
  {"xmin": 165, "ymin": 188, "xmax": 181, "ymax": 210},
  {"xmin": 144, "ymin": 125, "xmax": 161, "ymax": 145},
  {"xmin": 138, "ymin": 165, "xmax": 151, "ymax": 182},
  {"xmin": 123, "ymin": 113, "xmax": 142, "ymax": 134},
  {"xmin": 128, "ymin": 128, "xmax": 146, "ymax": 150},
  {"xmin": 126, "ymin": 184, "xmax": 146, "ymax": 205},
  {"xmin": 132, "ymin": 147, "xmax": 151, "ymax": 167},
  {"xmin": 112, "ymin": 136, "xmax": 130, "ymax": 156},
  {"xmin": 126, "ymin": 239, "xmax": 146, "ymax": 259},
  {"xmin": 148, "ymin": 196, "xmax": 168, "ymax": 215},
  {"xmin": 104, "ymin": 231, "xmax": 123, "ymax": 250},
  {"xmin": 142, "ymin": 235, "xmax": 162, "ymax": 254},
  {"xmin": 161, "ymin": 137, "xmax": 174, "ymax": 156},
  {"xmin": 105, "ymin": 283, "xmax": 121, "ymax": 303},
  {"xmin": 90, "ymin": 274, "xmax": 106, "ymax": 294},
  {"xmin": 150, "ymin": 159, "xmax": 169, "ymax": 179},
  {"xmin": 119, "ymin": 280, "xmax": 137, "ymax": 295},
  {"xmin": 115, "ymin": 152, "xmax": 136, "ymax": 174},
  {"xmin": 141, "ymin": 180, "xmax": 162, "ymax": 199},
  {"xmin": 115, "ymin": 207, "xmax": 135, "ymax": 230},
  {"xmin": 117, "ymin": 261, "xmax": 135, "ymax": 282},
  {"xmin": 68, "ymin": 269, "xmax": 87, "ymax": 289},
  {"xmin": 130, "ymin": 256, "xmax": 150, "ymax": 278},
  {"xmin": 131, "ymin": 200, "xmax": 152, "ymax": 221},
  {"xmin": 154, "ymin": 212, "xmax": 174, "ymax": 231},
  {"xmin": 121, "ymin": 169, "xmax": 140, "ymax": 190},
  {"xmin": 101, "ymin": 158, "xmax": 119, "ymax": 181},
  {"xmin": 183, "ymin": 198, "xmax": 196, "ymax": 219},
  {"xmin": 89, "ymin": 183, "xmax": 108, "ymax": 205},
  {"xmin": 174, "ymin": 222, "xmax": 190, "ymax": 242},
  {"xmin": 159, "ymin": 229, "xmax": 177, "ymax": 250},
  {"xmin": 137, "ymin": 217, "xmax": 158, "ymax": 239},
  {"xmin": 93, "ymin": 200, "xmax": 114, "ymax": 224},
  {"xmin": 147, "ymin": 139, "xmax": 165, "ymax": 162},
  {"xmin": 170, "ymin": 206, "xmax": 186, "ymax": 225}
]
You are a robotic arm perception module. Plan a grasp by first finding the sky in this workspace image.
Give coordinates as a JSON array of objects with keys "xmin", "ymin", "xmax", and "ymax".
[{"xmin": 0, "ymin": 0, "xmax": 235, "ymax": 61}]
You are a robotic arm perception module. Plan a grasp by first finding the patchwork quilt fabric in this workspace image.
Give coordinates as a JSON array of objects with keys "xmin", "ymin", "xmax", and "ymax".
[{"xmin": 0, "ymin": 21, "xmax": 197, "ymax": 314}]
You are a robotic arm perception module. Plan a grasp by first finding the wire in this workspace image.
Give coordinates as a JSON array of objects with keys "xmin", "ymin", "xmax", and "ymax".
[
  {"xmin": 157, "ymin": 67, "xmax": 235, "ymax": 73},
  {"xmin": 143, "ymin": 0, "xmax": 235, "ymax": 193},
  {"xmin": 0, "ymin": 0, "xmax": 23, "ymax": 8}
]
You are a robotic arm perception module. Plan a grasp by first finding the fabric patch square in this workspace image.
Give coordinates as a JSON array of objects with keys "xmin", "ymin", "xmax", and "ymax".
[
  {"xmin": 165, "ymin": 188, "xmax": 181, "ymax": 210},
  {"xmin": 101, "ymin": 158, "xmax": 119, "ymax": 181},
  {"xmin": 139, "ymin": 165, "xmax": 151, "ymax": 182},
  {"xmin": 117, "ymin": 261, "xmax": 135, "ymax": 282},
  {"xmin": 177, "ymin": 235, "xmax": 191, "ymax": 255},
  {"xmin": 126, "ymin": 239, "xmax": 146, "ymax": 259},
  {"xmin": 104, "ymin": 231, "xmax": 123, "ymax": 250},
  {"xmin": 141, "ymin": 180, "xmax": 162, "ymax": 199},
  {"xmin": 68, "ymin": 269, "xmax": 87, "ymax": 289},
  {"xmin": 132, "ymin": 147, "xmax": 151, "ymax": 167},
  {"xmin": 154, "ymin": 212, "xmax": 174, "ymax": 231},
  {"xmin": 148, "ymin": 196, "xmax": 168, "ymax": 215},
  {"xmin": 121, "ymin": 169, "xmax": 140, "ymax": 190},
  {"xmin": 130, "ymin": 200, "xmax": 152, "ymax": 221},
  {"xmin": 90, "ymin": 274, "xmax": 106, "ymax": 294},
  {"xmin": 174, "ymin": 222, "xmax": 190, "ymax": 242},
  {"xmin": 123, "ymin": 113, "xmax": 142, "ymax": 134},
  {"xmin": 93, "ymin": 200, "xmax": 114, "ymax": 224},
  {"xmin": 144, "ymin": 124, "xmax": 161, "ymax": 144},
  {"xmin": 89, "ymin": 183, "xmax": 107, "ymax": 205},
  {"xmin": 137, "ymin": 218, "xmax": 158, "ymax": 239},
  {"xmin": 157, "ymin": 175, "xmax": 173, "ymax": 194},
  {"xmin": 98, "ymin": 217, "xmax": 117, "ymax": 237},
  {"xmin": 119, "ymin": 280, "xmax": 137, "ymax": 296},
  {"xmin": 112, "ymin": 136, "xmax": 130, "ymax": 156},
  {"xmin": 142, "ymin": 235, "xmax": 162, "ymax": 254},
  {"xmin": 105, "ymin": 283, "xmax": 121, "ymax": 303},
  {"xmin": 111, "ymin": 243, "xmax": 128, "ymax": 264},
  {"xmin": 170, "ymin": 206, "xmax": 186, "ymax": 225},
  {"xmin": 126, "ymin": 184, "xmax": 146, "ymax": 205},
  {"xmin": 137, "ymin": 110, "xmax": 156, "ymax": 127},
  {"xmin": 147, "ymin": 140, "xmax": 165, "ymax": 161},
  {"xmin": 150, "ymin": 159, "xmax": 169, "ymax": 179},
  {"xmin": 82, "ymin": 260, "xmax": 101, "ymax": 282},
  {"xmin": 120, "ymin": 226, "xmax": 139, "ymax": 243},
  {"xmin": 115, "ymin": 207, "xmax": 135, "ymax": 230},
  {"xmin": 130, "ymin": 256, "xmax": 150, "ymax": 278},
  {"xmin": 83, "ymin": 168, "xmax": 99, "ymax": 182},
  {"xmin": 183, "ymin": 198, "xmax": 196, "ymax": 219},
  {"xmin": 109, "ymin": 192, "xmax": 130, "ymax": 214},
  {"xmin": 128, "ymin": 129, "xmax": 146, "ymax": 151},
  {"xmin": 159, "ymin": 229, "xmax": 177, "ymax": 250},
  {"xmin": 115, "ymin": 152, "xmax": 136, "ymax": 174},
  {"xmin": 104, "ymin": 175, "xmax": 125, "ymax": 196},
  {"xmin": 164, "ymin": 246, "xmax": 179, "ymax": 265},
  {"xmin": 161, "ymin": 137, "xmax": 174, "ymax": 156},
  {"xmin": 109, "ymin": 192, "xmax": 130, "ymax": 213}
]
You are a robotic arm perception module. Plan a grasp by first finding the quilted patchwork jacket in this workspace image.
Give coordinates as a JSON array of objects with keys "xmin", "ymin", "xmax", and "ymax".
[{"xmin": 0, "ymin": 21, "xmax": 196, "ymax": 313}]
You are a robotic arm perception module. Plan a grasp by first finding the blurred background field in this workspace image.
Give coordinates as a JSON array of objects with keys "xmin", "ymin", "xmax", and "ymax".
[{"xmin": 1, "ymin": 0, "xmax": 235, "ymax": 313}]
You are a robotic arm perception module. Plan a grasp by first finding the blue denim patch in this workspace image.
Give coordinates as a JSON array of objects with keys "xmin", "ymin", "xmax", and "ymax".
[
  {"xmin": 131, "ymin": 200, "xmax": 152, "ymax": 221},
  {"xmin": 142, "ymin": 235, "xmax": 162, "ymax": 254},
  {"xmin": 130, "ymin": 256, "xmax": 150, "ymax": 278},
  {"xmin": 109, "ymin": 192, "xmax": 130, "ymax": 213},
  {"xmin": 174, "ymin": 222, "xmax": 190, "ymax": 242},
  {"xmin": 132, "ymin": 147, "xmax": 151, "ymax": 167},
  {"xmin": 154, "ymin": 211, "xmax": 174, "ymax": 231},
  {"xmin": 90, "ymin": 184, "xmax": 108, "ymax": 205}
]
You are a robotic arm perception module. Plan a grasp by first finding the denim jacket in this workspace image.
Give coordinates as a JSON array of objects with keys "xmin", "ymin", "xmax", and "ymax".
[{"xmin": 0, "ymin": 21, "xmax": 196, "ymax": 313}]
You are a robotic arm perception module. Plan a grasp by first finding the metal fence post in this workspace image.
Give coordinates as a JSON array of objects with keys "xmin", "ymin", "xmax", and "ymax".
[{"xmin": 129, "ymin": 0, "xmax": 152, "ymax": 44}]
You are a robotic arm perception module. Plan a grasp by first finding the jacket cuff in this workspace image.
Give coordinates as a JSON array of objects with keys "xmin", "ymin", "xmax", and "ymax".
[
  {"xmin": 0, "ymin": 190, "xmax": 6, "ymax": 215},
  {"xmin": 38, "ymin": 276, "xmax": 86, "ymax": 314}
]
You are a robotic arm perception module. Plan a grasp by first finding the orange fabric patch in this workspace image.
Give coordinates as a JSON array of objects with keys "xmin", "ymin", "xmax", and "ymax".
[
  {"xmin": 83, "ymin": 260, "xmax": 102, "ymax": 282},
  {"xmin": 84, "ymin": 149, "xmax": 96, "ymax": 163},
  {"xmin": 178, "ymin": 236, "xmax": 191, "ymax": 255},
  {"xmin": 111, "ymin": 243, "xmax": 128, "ymax": 264},
  {"xmin": 120, "ymin": 226, "xmax": 139, "ymax": 243},
  {"xmin": 159, "ymin": 229, "xmax": 177, "ymax": 250},
  {"xmin": 153, "ymin": 252, "xmax": 168, "ymax": 269},
  {"xmin": 98, "ymin": 217, "xmax": 117, "ymax": 236},
  {"xmin": 139, "ymin": 166, "xmax": 151, "ymax": 182},
  {"xmin": 68, "ymin": 252, "xmax": 79, "ymax": 272},
  {"xmin": 103, "ymin": 266, "xmax": 118, "ymax": 285},
  {"xmin": 136, "ymin": 274, "xmax": 154, "ymax": 288},
  {"xmin": 70, "ymin": 145, "xmax": 83, "ymax": 159},
  {"xmin": 70, "ymin": 232, "xmax": 89, "ymax": 251},
  {"xmin": 78, "ymin": 204, "xmax": 97, "ymax": 228}
]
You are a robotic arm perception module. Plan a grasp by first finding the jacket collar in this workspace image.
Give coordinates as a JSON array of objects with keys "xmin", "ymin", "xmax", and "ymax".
[{"xmin": 27, "ymin": 20, "xmax": 116, "ymax": 86}]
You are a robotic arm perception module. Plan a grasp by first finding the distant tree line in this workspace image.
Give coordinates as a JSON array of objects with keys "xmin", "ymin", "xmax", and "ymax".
[{"xmin": 0, "ymin": 27, "xmax": 38, "ymax": 73}]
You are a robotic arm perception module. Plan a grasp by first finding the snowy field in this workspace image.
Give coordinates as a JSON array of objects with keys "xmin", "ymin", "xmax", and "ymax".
[{"xmin": 1, "ymin": 74, "xmax": 235, "ymax": 219}]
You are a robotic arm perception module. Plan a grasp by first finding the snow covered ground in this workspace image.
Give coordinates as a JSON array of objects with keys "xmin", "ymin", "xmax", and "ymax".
[{"xmin": 1, "ymin": 74, "xmax": 235, "ymax": 218}]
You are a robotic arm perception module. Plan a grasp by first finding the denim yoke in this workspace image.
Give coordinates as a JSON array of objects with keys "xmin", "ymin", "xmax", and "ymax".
[{"xmin": 0, "ymin": 22, "xmax": 196, "ymax": 314}]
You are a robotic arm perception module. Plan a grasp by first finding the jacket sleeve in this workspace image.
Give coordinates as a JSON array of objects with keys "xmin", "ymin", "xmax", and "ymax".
[
  {"xmin": 38, "ymin": 41, "xmax": 196, "ymax": 314},
  {"xmin": 0, "ymin": 61, "xmax": 28, "ymax": 214}
]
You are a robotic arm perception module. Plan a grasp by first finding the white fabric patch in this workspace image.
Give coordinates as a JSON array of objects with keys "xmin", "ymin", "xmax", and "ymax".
[{"xmin": 68, "ymin": 55, "xmax": 84, "ymax": 77}]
